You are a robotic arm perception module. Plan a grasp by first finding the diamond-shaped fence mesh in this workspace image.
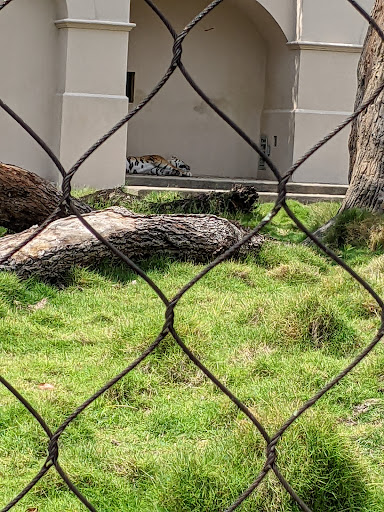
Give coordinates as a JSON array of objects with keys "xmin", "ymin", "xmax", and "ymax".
[{"xmin": 0, "ymin": 0, "xmax": 384, "ymax": 510}]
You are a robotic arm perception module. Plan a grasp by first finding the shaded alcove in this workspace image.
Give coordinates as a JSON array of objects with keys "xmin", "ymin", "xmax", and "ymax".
[{"xmin": 127, "ymin": 0, "xmax": 296, "ymax": 179}]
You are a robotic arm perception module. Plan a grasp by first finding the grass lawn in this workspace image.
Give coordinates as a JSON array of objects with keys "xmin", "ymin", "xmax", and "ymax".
[{"xmin": 1, "ymin": 199, "xmax": 384, "ymax": 511}]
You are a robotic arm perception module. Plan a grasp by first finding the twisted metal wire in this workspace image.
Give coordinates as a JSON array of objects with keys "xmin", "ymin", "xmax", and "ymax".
[
  {"xmin": 1, "ymin": 0, "xmax": 384, "ymax": 510},
  {"xmin": 0, "ymin": 0, "xmax": 13, "ymax": 11}
]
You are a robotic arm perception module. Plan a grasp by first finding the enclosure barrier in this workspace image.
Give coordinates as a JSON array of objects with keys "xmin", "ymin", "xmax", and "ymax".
[{"xmin": 1, "ymin": 0, "xmax": 384, "ymax": 510}]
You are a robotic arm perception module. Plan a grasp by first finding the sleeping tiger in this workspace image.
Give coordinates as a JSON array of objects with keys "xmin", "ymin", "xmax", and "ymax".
[{"xmin": 126, "ymin": 155, "xmax": 192, "ymax": 177}]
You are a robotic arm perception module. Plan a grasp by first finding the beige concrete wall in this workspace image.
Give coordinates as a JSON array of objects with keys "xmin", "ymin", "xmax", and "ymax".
[
  {"xmin": 257, "ymin": 3, "xmax": 297, "ymax": 177},
  {"xmin": 289, "ymin": 0, "xmax": 374, "ymax": 184},
  {"xmin": 299, "ymin": 0, "xmax": 374, "ymax": 44},
  {"xmin": 57, "ymin": 0, "xmax": 130, "ymax": 22},
  {"xmin": 0, "ymin": 0, "xmax": 376, "ymax": 187},
  {"xmin": 0, "ymin": 0, "xmax": 132, "ymax": 188},
  {"xmin": 0, "ymin": 0, "xmax": 60, "ymax": 181},
  {"xmin": 55, "ymin": 0, "xmax": 133, "ymax": 188},
  {"xmin": 232, "ymin": 0, "xmax": 297, "ymax": 178},
  {"xmin": 292, "ymin": 49, "xmax": 361, "ymax": 184},
  {"xmin": 56, "ymin": 23, "xmax": 131, "ymax": 188},
  {"xmin": 256, "ymin": 0, "xmax": 296, "ymax": 41},
  {"xmin": 127, "ymin": 0, "xmax": 297, "ymax": 180}
]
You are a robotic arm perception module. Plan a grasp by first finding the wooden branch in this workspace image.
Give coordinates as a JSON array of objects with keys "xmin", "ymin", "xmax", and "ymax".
[{"xmin": 0, "ymin": 207, "xmax": 264, "ymax": 280}]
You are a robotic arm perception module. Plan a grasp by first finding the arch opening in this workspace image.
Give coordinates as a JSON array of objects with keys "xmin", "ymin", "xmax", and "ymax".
[{"xmin": 126, "ymin": 0, "xmax": 296, "ymax": 179}]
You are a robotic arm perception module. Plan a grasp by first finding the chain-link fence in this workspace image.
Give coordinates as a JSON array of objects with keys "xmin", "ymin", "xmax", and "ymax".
[{"xmin": 1, "ymin": 0, "xmax": 384, "ymax": 510}]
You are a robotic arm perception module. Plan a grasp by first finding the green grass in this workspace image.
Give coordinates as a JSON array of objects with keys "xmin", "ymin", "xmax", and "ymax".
[
  {"xmin": 1, "ymin": 199, "xmax": 384, "ymax": 510},
  {"xmin": 323, "ymin": 208, "xmax": 384, "ymax": 251},
  {"xmin": 76, "ymin": 188, "xmax": 340, "ymax": 244}
]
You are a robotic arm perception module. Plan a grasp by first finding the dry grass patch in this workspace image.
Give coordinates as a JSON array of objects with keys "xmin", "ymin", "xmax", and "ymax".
[{"xmin": 267, "ymin": 261, "xmax": 321, "ymax": 284}]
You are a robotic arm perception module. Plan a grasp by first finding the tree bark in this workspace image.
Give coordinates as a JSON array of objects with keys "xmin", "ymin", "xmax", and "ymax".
[
  {"xmin": 0, "ymin": 162, "xmax": 93, "ymax": 232},
  {"xmin": 341, "ymin": 0, "xmax": 384, "ymax": 212},
  {"xmin": 0, "ymin": 207, "xmax": 264, "ymax": 280}
]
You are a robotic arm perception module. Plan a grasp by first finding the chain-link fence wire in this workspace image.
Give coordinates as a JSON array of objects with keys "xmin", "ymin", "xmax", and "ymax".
[{"xmin": 0, "ymin": 0, "xmax": 384, "ymax": 510}]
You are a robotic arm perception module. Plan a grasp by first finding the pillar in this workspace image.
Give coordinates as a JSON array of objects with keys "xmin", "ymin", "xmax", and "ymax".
[{"xmin": 55, "ymin": 5, "xmax": 135, "ymax": 188}]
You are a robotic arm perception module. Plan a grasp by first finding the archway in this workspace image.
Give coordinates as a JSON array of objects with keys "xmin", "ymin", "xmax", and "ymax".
[{"xmin": 127, "ymin": 0, "xmax": 296, "ymax": 179}]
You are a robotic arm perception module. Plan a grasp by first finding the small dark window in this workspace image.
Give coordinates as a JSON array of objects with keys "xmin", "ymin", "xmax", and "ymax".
[
  {"xmin": 258, "ymin": 135, "xmax": 270, "ymax": 170},
  {"xmin": 126, "ymin": 72, "xmax": 135, "ymax": 103}
]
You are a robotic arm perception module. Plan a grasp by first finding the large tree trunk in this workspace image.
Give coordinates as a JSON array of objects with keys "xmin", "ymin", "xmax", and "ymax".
[
  {"xmin": 0, "ymin": 162, "xmax": 93, "ymax": 232},
  {"xmin": 341, "ymin": 0, "xmax": 384, "ymax": 212},
  {"xmin": 0, "ymin": 207, "xmax": 264, "ymax": 280}
]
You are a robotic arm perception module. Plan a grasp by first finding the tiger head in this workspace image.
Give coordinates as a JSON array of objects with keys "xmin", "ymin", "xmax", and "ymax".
[{"xmin": 170, "ymin": 156, "xmax": 191, "ymax": 172}]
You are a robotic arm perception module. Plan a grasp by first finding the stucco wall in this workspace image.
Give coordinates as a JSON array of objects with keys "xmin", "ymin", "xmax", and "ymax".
[
  {"xmin": 0, "ymin": 0, "xmax": 131, "ymax": 187},
  {"xmin": 292, "ymin": 49, "xmax": 361, "ymax": 184},
  {"xmin": 0, "ymin": 0, "xmax": 60, "ymax": 181},
  {"xmin": 0, "ymin": 0, "xmax": 376, "ymax": 187},
  {"xmin": 55, "ymin": 0, "xmax": 132, "ymax": 188},
  {"xmin": 256, "ymin": 0, "xmax": 296, "ymax": 41},
  {"xmin": 290, "ymin": 0, "xmax": 375, "ymax": 184},
  {"xmin": 225, "ymin": 0, "xmax": 297, "ymax": 178},
  {"xmin": 56, "ymin": 23, "xmax": 130, "ymax": 188},
  {"xmin": 299, "ymin": 0, "xmax": 374, "ymax": 44},
  {"xmin": 56, "ymin": 0, "xmax": 130, "ymax": 21}
]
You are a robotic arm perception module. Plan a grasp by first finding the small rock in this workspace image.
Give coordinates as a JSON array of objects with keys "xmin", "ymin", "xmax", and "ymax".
[
  {"xmin": 353, "ymin": 398, "xmax": 381, "ymax": 415},
  {"xmin": 28, "ymin": 298, "xmax": 48, "ymax": 311},
  {"xmin": 37, "ymin": 383, "xmax": 55, "ymax": 391}
]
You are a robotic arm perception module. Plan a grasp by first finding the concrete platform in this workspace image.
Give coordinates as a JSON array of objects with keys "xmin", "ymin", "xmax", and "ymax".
[
  {"xmin": 124, "ymin": 176, "xmax": 347, "ymax": 203},
  {"xmin": 124, "ymin": 185, "xmax": 345, "ymax": 203},
  {"xmin": 125, "ymin": 174, "xmax": 348, "ymax": 197}
]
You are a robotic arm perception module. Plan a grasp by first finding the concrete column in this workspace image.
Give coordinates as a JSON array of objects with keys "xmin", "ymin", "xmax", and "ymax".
[
  {"xmin": 286, "ymin": 0, "xmax": 374, "ymax": 184},
  {"xmin": 55, "ymin": 16, "xmax": 135, "ymax": 188},
  {"xmin": 288, "ymin": 42, "xmax": 363, "ymax": 184}
]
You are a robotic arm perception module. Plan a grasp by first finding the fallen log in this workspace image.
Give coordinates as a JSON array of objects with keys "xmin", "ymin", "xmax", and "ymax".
[
  {"xmin": 0, "ymin": 207, "xmax": 264, "ymax": 280},
  {"xmin": 82, "ymin": 185, "xmax": 260, "ymax": 215},
  {"xmin": 0, "ymin": 162, "xmax": 93, "ymax": 232},
  {"xmin": 146, "ymin": 185, "xmax": 259, "ymax": 215}
]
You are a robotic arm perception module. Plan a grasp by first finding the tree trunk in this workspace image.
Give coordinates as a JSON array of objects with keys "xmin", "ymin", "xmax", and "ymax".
[
  {"xmin": 0, "ymin": 207, "xmax": 264, "ymax": 280},
  {"xmin": 341, "ymin": 0, "xmax": 384, "ymax": 212},
  {"xmin": 0, "ymin": 162, "xmax": 93, "ymax": 232}
]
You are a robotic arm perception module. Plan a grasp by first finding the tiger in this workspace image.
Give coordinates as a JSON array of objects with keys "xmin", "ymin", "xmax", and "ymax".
[{"xmin": 126, "ymin": 155, "xmax": 192, "ymax": 177}]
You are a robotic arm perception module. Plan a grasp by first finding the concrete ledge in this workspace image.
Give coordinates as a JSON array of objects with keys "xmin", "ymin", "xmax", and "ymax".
[
  {"xmin": 124, "ymin": 186, "xmax": 345, "ymax": 203},
  {"xmin": 55, "ymin": 19, "xmax": 136, "ymax": 31},
  {"xmin": 287, "ymin": 41, "xmax": 363, "ymax": 53},
  {"xmin": 125, "ymin": 175, "xmax": 348, "ymax": 196},
  {"xmin": 124, "ymin": 186, "xmax": 227, "ymax": 197},
  {"xmin": 258, "ymin": 192, "xmax": 345, "ymax": 204}
]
